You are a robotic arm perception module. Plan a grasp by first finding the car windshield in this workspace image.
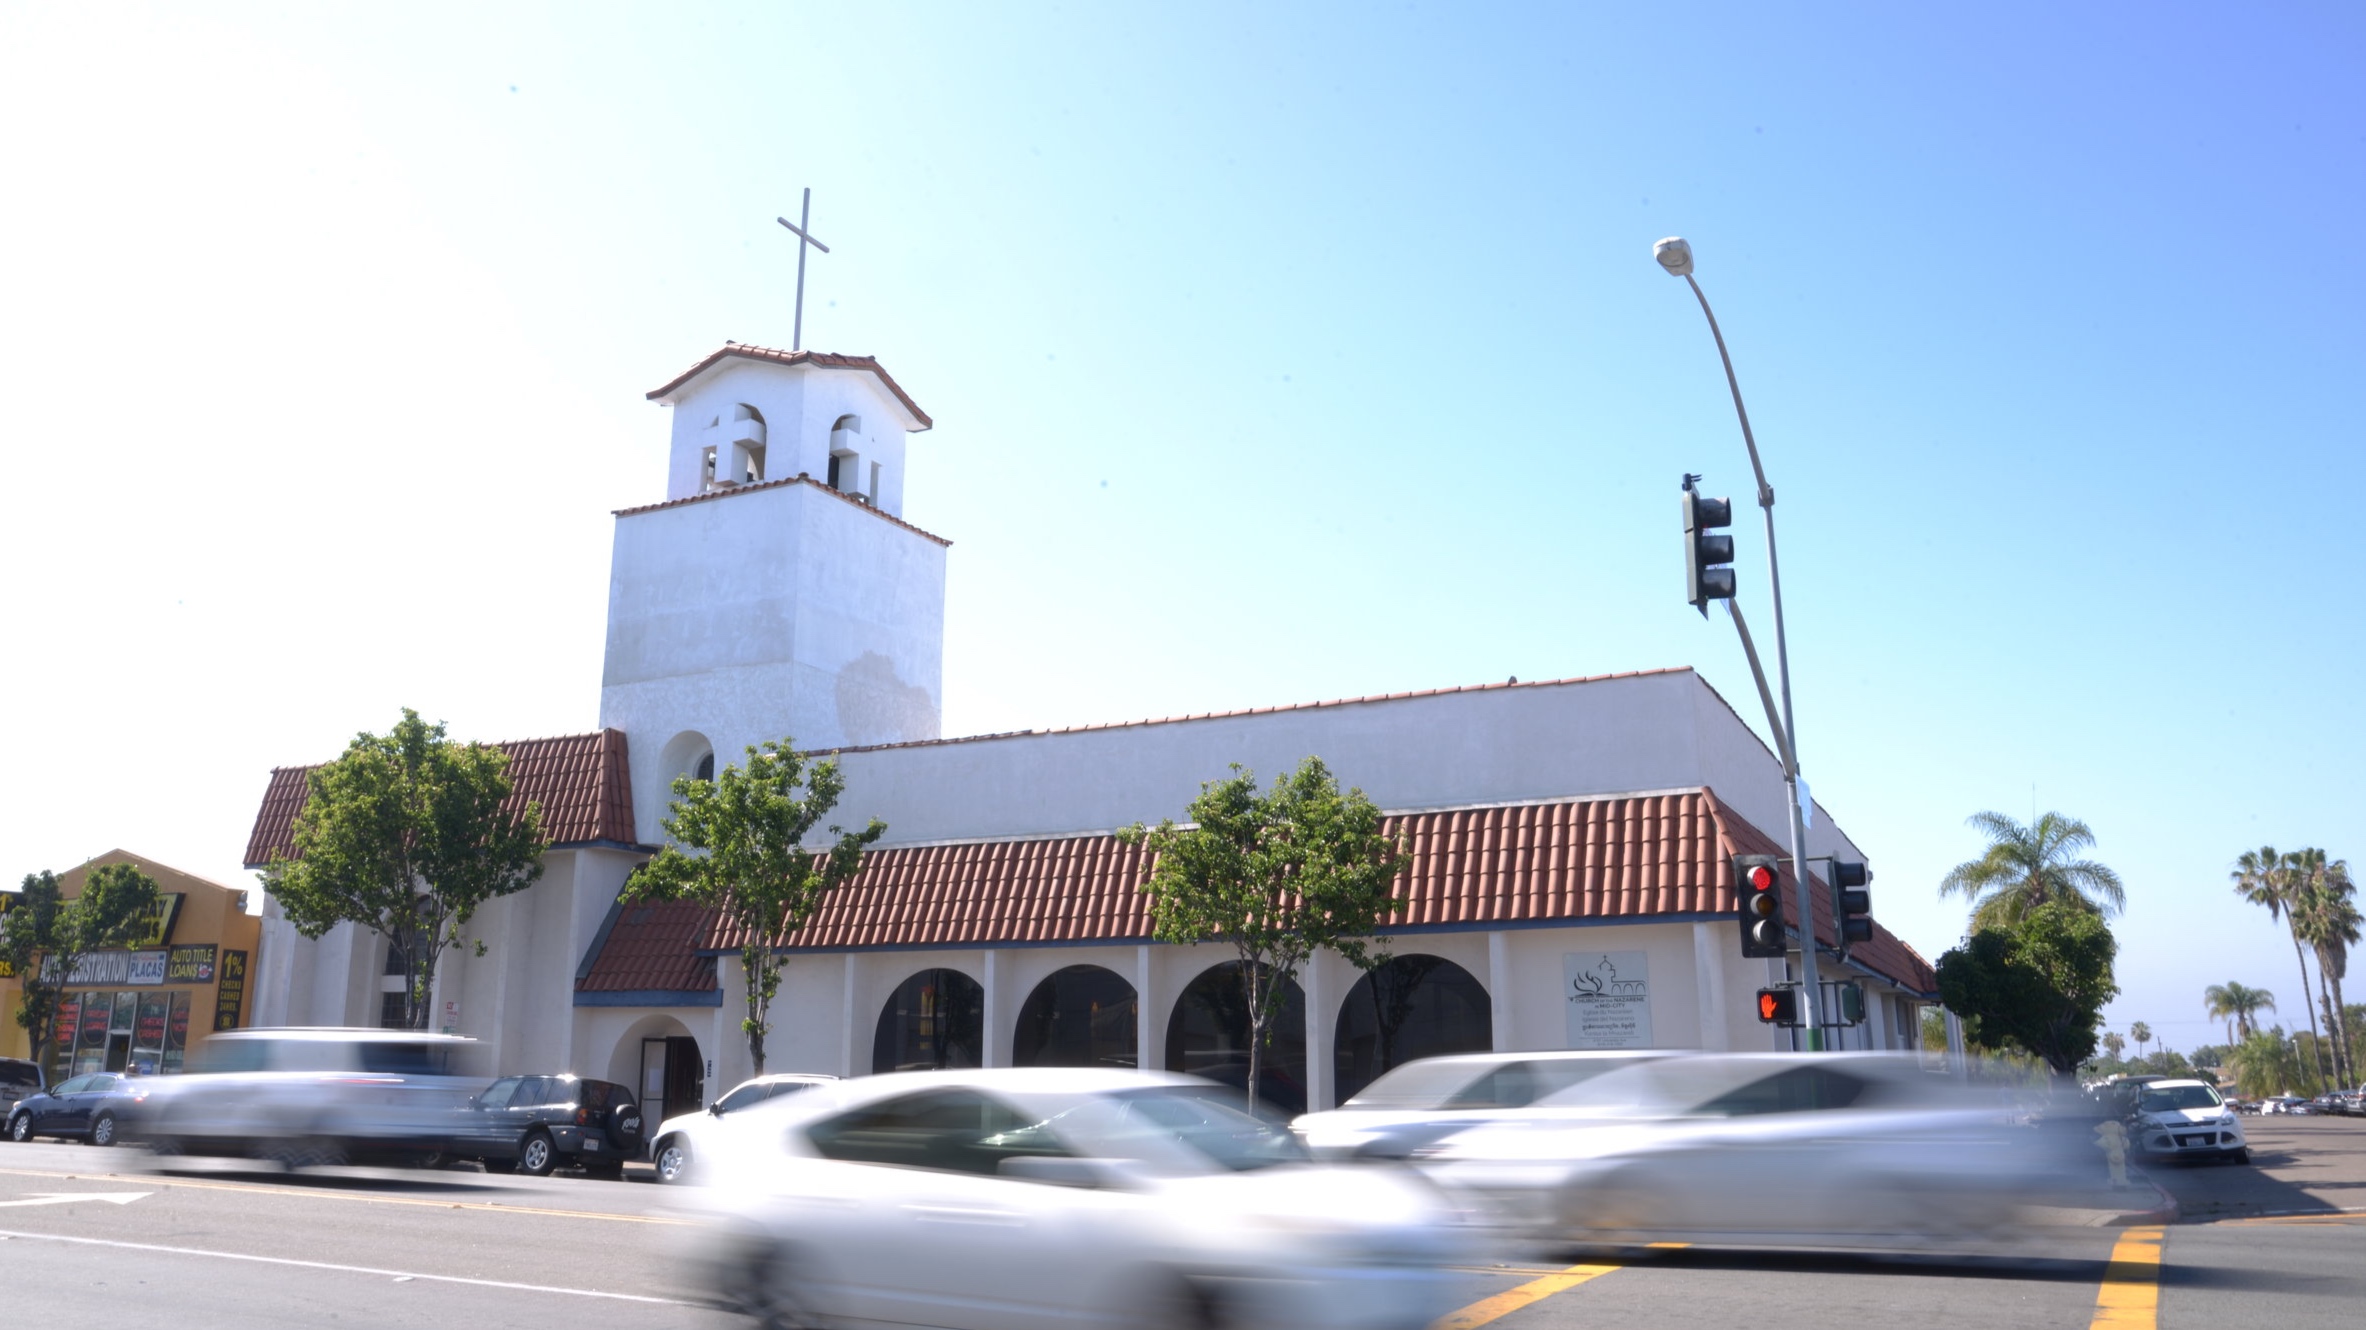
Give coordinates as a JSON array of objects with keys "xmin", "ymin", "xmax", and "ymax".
[
  {"xmin": 1033, "ymin": 1087, "xmax": 1312, "ymax": 1175},
  {"xmin": 2140, "ymin": 1085, "xmax": 2223, "ymax": 1112},
  {"xmin": 715, "ymin": 1082, "xmax": 774, "ymax": 1112},
  {"xmin": 1340, "ymin": 1060, "xmax": 1493, "ymax": 1109}
]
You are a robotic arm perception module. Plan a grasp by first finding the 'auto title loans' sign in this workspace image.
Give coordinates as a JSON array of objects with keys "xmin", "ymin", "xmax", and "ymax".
[{"xmin": 1564, "ymin": 951, "xmax": 1653, "ymax": 1048}]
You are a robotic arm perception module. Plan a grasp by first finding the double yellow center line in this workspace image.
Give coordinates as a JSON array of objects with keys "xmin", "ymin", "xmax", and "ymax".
[{"xmin": 2090, "ymin": 1225, "xmax": 2165, "ymax": 1328}]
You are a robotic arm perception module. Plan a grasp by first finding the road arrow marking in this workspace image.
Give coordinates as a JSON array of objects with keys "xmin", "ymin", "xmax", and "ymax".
[{"xmin": 0, "ymin": 1192, "xmax": 151, "ymax": 1209}]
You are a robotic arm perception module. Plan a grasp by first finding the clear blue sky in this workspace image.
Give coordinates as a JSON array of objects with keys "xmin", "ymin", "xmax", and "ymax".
[{"xmin": 3, "ymin": 2, "xmax": 2359, "ymax": 1053}]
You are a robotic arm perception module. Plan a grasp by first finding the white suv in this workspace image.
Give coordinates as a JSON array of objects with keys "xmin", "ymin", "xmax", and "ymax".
[{"xmin": 2129, "ymin": 1078, "xmax": 2249, "ymax": 1164}]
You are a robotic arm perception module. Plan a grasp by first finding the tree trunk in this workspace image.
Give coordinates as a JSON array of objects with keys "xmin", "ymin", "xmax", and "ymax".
[
  {"xmin": 743, "ymin": 948, "xmax": 773, "ymax": 1077},
  {"xmin": 2289, "ymin": 933, "xmax": 2325, "ymax": 1092},
  {"xmin": 1240, "ymin": 957, "xmax": 1263, "ymax": 1118},
  {"xmin": 2329, "ymin": 971, "xmax": 2354, "ymax": 1088}
]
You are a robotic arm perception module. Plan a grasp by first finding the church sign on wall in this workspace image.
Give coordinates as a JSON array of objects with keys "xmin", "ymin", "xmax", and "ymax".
[{"xmin": 1564, "ymin": 951, "xmax": 1653, "ymax": 1048}]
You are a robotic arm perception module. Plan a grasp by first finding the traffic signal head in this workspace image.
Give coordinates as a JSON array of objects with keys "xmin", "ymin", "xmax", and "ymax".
[
  {"xmin": 1734, "ymin": 853, "xmax": 1787, "ymax": 959},
  {"xmin": 1755, "ymin": 987, "xmax": 1802, "ymax": 1026},
  {"xmin": 1831, "ymin": 860, "xmax": 1873, "ymax": 948},
  {"xmin": 1681, "ymin": 478, "xmax": 1736, "ymax": 618}
]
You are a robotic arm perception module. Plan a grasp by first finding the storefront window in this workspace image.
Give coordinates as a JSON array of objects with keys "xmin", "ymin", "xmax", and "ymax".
[
  {"xmin": 1011, "ymin": 965, "xmax": 1138, "ymax": 1069},
  {"xmin": 873, "ymin": 968, "xmax": 985, "ymax": 1073}
]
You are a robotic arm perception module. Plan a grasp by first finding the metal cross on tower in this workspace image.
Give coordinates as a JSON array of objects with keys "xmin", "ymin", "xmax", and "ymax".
[{"xmin": 776, "ymin": 187, "xmax": 831, "ymax": 351}]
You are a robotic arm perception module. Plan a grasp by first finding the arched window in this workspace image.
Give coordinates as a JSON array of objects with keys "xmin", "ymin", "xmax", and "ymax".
[
  {"xmin": 1333, "ymin": 954, "xmax": 1492, "ymax": 1103},
  {"xmin": 694, "ymin": 752, "xmax": 715, "ymax": 782},
  {"xmin": 1011, "ymin": 965, "xmax": 1137, "ymax": 1068},
  {"xmin": 873, "ymin": 968, "xmax": 985, "ymax": 1073},
  {"xmin": 826, "ymin": 414, "xmax": 864, "ymax": 498},
  {"xmin": 1165, "ymin": 962, "xmax": 1306, "ymax": 1115}
]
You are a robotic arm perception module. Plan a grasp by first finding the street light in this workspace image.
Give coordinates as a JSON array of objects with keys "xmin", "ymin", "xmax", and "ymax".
[{"xmin": 1655, "ymin": 235, "xmax": 1826, "ymax": 1047}]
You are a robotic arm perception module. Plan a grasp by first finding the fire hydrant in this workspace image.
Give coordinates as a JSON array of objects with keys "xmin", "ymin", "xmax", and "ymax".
[{"xmin": 2094, "ymin": 1118, "xmax": 2130, "ymax": 1190}]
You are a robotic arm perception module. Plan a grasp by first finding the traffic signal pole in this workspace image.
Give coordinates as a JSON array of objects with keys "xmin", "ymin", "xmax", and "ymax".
[{"xmin": 1669, "ymin": 257, "xmax": 1826, "ymax": 1050}]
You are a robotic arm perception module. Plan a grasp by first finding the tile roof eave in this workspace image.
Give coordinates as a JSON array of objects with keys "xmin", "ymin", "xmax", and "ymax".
[
  {"xmin": 644, "ymin": 343, "xmax": 933, "ymax": 430},
  {"xmin": 609, "ymin": 473, "xmax": 952, "ymax": 547}
]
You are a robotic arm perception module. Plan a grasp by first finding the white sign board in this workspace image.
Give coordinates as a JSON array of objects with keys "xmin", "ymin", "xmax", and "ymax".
[{"xmin": 1564, "ymin": 951, "xmax": 1652, "ymax": 1048}]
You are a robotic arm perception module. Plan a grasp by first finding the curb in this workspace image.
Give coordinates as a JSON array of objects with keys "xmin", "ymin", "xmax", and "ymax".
[{"xmin": 2104, "ymin": 1170, "xmax": 2180, "ymax": 1227}]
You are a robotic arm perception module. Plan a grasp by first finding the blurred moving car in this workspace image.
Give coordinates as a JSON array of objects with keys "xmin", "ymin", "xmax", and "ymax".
[
  {"xmin": 452, "ymin": 1074, "xmax": 645, "ymax": 1178},
  {"xmin": 124, "ymin": 1027, "xmax": 487, "ymax": 1167},
  {"xmin": 680, "ymin": 1068, "xmax": 1469, "ymax": 1330},
  {"xmin": 2127, "ymin": 1079, "xmax": 2248, "ymax": 1164},
  {"xmin": 0, "ymin": 1057, "xmax": 44, "ymax": 1123},
  {"xmin": 1414, "ymin": 1052, "xmax": 2059, "ymax": 1252},
  {"xmin": 1293, "ymin": 1050, "xmax": 1674, "ymax": 1160},
  {"xmin": 648, "ymin": 1072, "xmax": 838, "ymax": 1184},
  {"xmin": 6, "ymin": 1072, "xmax": 152, "ymax": 1146}
]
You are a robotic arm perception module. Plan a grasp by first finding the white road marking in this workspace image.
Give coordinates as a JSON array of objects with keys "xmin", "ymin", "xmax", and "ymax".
[
  {"xmin": 0, "ymin": 1228, "xmax": 695, "ymax": 1305},
  {"xmin": 0, "ymin": 1192, "xmax": 150, "ymax": 1209}
]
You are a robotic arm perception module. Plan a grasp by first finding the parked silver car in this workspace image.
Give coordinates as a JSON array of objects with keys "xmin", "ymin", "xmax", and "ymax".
[
  {"xmin": 1414, "ymin": 1052, "xmax": 2058, "ymax": 1253},
  {"xmin": 1293, "ymin": 1049, "xmax": 1674, "ymax": 1160},
  {"xmin": 124, "ymin": 1027, "xmax": 488, "ymax": 1168}
]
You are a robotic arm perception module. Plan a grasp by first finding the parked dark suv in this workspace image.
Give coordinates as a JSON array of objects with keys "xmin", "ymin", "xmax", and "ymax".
[
  {"xmin": 0, "ymin": 1057, "xmax": 43, "ymax": 1124},
  {"xmin": 454, "ymin": 1074, "xmax": 644, "ymax": 1178}
]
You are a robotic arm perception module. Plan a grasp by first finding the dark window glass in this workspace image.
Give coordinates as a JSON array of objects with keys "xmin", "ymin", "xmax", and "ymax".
[
  {"xmin": 1013, "ymin": 966, "xmax": 1137, "ymax": 1071},
  {"xmin": 0, "ymin": 1062, "xmax": 40, "ymax": 1089},
  {"xmin": 533, "ymin": 1078, "xmax": 572, "ymax": 1109},
  {"xmin": 358, "ymin": 1041, "xmax": 447, "ymax": 1076},
  {"xmin": 1165, "ymin": 962, "xmax": 1303, "ymax": 1116},
  {"xmin": 378, "ymin": 992, "xmax": 407, "ymax": 1029},
  {"xmin": 873, "ymin": 968, "xmax": 985, "ymax": 1073},
  {"xmin": 1697, "ymin": 1067, "xmax": 1866, "ymax": 1116},
  {"xmin": 714, "ymin": 1082, "xmax": 773, "ymax": 1112},
  {"xmin": 478, "ymin": 1078, "xmax": 521, "ymax": 1109},
  {"xmin": 1333, "ymin": 955, "xmax": 1492, "ymax": 1103},
  {"xmin": 54, "ymin": 1075, "xmax": 92, "ymax": 1095},
  {"xmin": 807, "ymin": 1090, "xmax": 1066, "ymax": 1176},
  {"xmin": 190, "ymin": 1039, "xmax": 265, "ymax": 1074}
]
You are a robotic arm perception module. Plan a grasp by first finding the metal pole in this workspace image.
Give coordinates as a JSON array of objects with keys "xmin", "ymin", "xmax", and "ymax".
[
  {"xmin": 1681, "ymin": 272, "xmax": 1824, "ymax": 1048},
  {"xmin": 792, "ymin": 187, "xmax": 811, "ymax": 351}
]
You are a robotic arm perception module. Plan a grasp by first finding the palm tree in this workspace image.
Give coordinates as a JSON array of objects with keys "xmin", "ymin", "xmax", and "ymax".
[
  {"xmin": 2101, "ymin": 1031, "xmax": 2126, "ymax": 1063},
  {"xmin": 2233, "ymin": 846, "xmax": 2324, "ymax": 1094},
  {"xmin": 2130, "ymin": 1021, "xmax": 2153, "ymax": 1065},
  {"xmin": 2292, "ymin": 851, "xmax": 2360, "ymax": 1087},
  {"xmin": 2203, "ymin": 981, "xmax": 2276, "ymax": 1045},
  {"xmin": 2226, "ymin": 1027, "xmax": 2308, "ymax": 1099},
  {"xmin": 1940, "ymin": 811, "xmax": 2126, "ymax": 930}
]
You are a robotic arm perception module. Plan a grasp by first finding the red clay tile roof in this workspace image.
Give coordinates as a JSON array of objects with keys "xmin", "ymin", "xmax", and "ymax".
[
  {"xmin": 611, "ymin": 472, "xmax": 952, "ymax": 547},
  {"xmin": 818, "ymin": 668, "xmax": 1694, "ymax": 757},
  {"xmin": 644, "ymin": 343, "xmax": 933, "ymax": 429},
  {"xmin": 577, "ymin": 900, "xmax": 720, "ymax": 995},
  {"xmin": 621, "ymin": 787, "xmax": 1933, "ymax": 996},
  {"xmin": 243, "ymin": 729, "xmax": 639, "ymax": 867}
]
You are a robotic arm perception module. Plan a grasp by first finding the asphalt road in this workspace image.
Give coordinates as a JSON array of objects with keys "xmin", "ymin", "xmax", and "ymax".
[{"xmin": 0, "ymin": 1117, "xmax": 2359, "ymax": 1330}]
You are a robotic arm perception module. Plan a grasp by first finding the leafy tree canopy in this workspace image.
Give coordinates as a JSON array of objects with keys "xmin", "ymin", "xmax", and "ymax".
[
  {"xmin": 3, "ymin": 863, "xmax": 162, "ymax": 1068},
  {"xmin": 623, "ymin": 739, "xmax": 882, "ymax": 1076},
  {"xmin": 263, "ymin": 709, "xmax": 546, "ymax": 1030},
  {"xmin": 1120, "ymin": 757, "xmax": 1407, "ymax": 1112},
  {"xmin": 1937, "ymin": 898, "xmax": 2120, "ymax": 1077}
]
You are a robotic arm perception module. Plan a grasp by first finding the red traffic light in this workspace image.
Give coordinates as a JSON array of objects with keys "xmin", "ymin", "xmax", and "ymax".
[
  {"xmin": 1733, "ymin": 853, "xmax": 1787, "ymax": 959},
  {"xmin": 1746, "ymin": 863, "xmax": 1776, "ymax": 891}
]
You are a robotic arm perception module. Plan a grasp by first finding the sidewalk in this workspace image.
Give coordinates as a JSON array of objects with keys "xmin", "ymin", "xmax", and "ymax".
[{"xmin": 2025, "ymin": 1167, "xmax": 2179, "ymax": 1228}]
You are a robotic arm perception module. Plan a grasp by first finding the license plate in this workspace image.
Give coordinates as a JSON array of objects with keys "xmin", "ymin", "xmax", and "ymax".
[{"xmin": 582, "ymin": 1139, "xmax": 601, "ymax": 1150}]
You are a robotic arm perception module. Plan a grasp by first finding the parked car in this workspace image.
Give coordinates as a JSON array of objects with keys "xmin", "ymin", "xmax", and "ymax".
[
  {"xmin": 1413, "ymin": 1053, "xmax": 2064, "ymax": 1253},
  {"xmin": 124, "ymin": 1027, "xmax": 487, "ymax": 1167},
  {"xmin": 452, "ymin": 1074, "xmax": 645, "ymax": 1178},
  {"xmin": 2128, "ymin": 1079, "xmax": 2249, "ymax": 1164},
  {"xmin": 1293, "ymin": 1050, "xmax": 1675, "ymax": 1161},
  {"xmin": 677, "ymin": 1067, "xmax": 1471, "ymax": 1330},
  {"xmin": 0, "ymin": 1057, "xmax": 44, "ymax": 1124},
  {"xmin": 6, "ymin": 1072, "xmax": 154, "ymax": 1146},
  {"xmin": 649, "ymin": 1072, "xmax": 839, "ymax": 1184}
]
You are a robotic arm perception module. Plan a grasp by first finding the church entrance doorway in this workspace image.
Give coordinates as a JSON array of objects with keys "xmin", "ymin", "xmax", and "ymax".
[{"xmin": 638, "ymin": 1034, "xmax": 705, "ymax": 1126}]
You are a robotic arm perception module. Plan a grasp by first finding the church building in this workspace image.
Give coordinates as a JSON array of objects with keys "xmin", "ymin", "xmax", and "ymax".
[{"xmin": 242, "ymin": 340, "xmax": 1937, "ymax": 1122}]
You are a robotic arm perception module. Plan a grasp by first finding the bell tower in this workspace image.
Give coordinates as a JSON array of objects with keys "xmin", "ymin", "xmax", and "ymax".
[{"xmin": 599, "ymin": 343, "xmax": 947, "ymax": 842}]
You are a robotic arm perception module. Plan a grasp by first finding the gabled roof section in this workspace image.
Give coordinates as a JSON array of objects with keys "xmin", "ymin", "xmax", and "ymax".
[
  {"xmin": 644, "ymin": 343, "xmax": 932, "ymax": 430},
  {"xmin": 244, "ymin": 729, "xmax": 639, "ymax": 868},
  {"xmin": 580, "ymin": 787, "xmax": 1932, "ymax": 997},
  {"xmin": 610, "ymin": 472, "xmax": 952, "ymax": 546},
  {"xmin": 576, "ymin": 899, "xmax": 720, "ymax": 1000}
]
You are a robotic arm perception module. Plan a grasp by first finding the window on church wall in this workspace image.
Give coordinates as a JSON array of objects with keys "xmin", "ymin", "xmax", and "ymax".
[
  {"xmin": 694, "ymin": 751, "xmax": 714, "ymax": 782},
  {"xmin": 702, "ymin": 445, "xmax": 720, "ymax": 490},
  {"xmin": 1011, "ymin": 965, "xmax": 1137, "ymax": 1069},
  {"xmin": 873, "ymin": 968, "xmax": 985, "ymax": 1073},
  {"xmin": 827, "ymin": 414, "xmax": 866, "ymax": 502},
  {"xmin": 1332, "ymin": 955, "xmax": 1492, "ymax": 1103},
  {"xmin": 1165, "ymin": 962, "xmax": 1307, "ymax": 1116}
]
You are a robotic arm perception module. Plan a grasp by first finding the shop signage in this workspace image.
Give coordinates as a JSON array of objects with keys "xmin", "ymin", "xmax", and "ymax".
[
  {"xmin": 214, "ymin": 950, "xmax": 248, "ymax": 1031},
  {"xmin": 1564, "ymin": 950, "xmax": 1653, "ymax": 1049},
  {"xmin": 128, "ymin": 893, "xmax": 185, "ymax": 948},
  {"xmin": 166, "ymin": 944, "xmax": 218, "ymax": 983},
  {"xmin": 58, "ymin": 950, "xmax": 171, "ymax": 986}
]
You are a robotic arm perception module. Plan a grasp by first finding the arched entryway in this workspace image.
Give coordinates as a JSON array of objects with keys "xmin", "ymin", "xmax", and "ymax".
[
  {"xmin": 873, "ymin": 968, "xmax": 985, "ymax": 1073},
  {"xmin": 1165, "ymin": 962, "xmax": 1307, "ymax": 1115},
  {"xmin": 1011, "ymin": 965, "xmax": 1137, "ymax": 1068},
  {"xmin": 1333, "ymin": 954, "xmax": 1492, "ymax": 1102},
  {"xmin": 605, "ymin": 1014, "xmax": 706, "ymax": 1125}
]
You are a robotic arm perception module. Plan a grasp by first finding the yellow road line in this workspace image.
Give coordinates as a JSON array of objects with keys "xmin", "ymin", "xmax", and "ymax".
[
  {"xmin": 1431, "ymin": 1246, "xmax": 1683, "ymax": 1330},
  {"xmin": 2090, "ymin": 1225, "xmax": 2165, "ymax": 1329},
  {"xmin": 0, "ymin": 1165, "xmax": 689, "ymax": 1226}
]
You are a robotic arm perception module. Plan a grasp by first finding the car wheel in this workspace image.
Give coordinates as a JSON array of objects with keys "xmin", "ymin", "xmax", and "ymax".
[
  {"xmin": 7, "ymin": 1113, "xmax": 31, "ymax": 1143},
  {"xmin": 517, "ymin": 1130, "xmax": 556, "ymax": 1177},
  {"xmin": 2229, "ymin": 1148, "xmax": 2251, "ymax": 1165},
  {"xmin": 270, "ymin": 1136, "xmax": 348, "ymax": 1171},
  {"xmin": 90, "ymin": 1113, "xmax": 118, "ymax": 1147},
  {"xmin": 654, "ymin": 1137, "xmax": 691, "ymax": 1184}
]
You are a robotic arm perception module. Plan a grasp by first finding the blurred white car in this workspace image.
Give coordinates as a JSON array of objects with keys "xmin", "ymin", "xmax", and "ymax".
[
  {"xmin": 679, "ymin": 1067, "xmax": 1470, "ymax": 1330},
  {"xmin": 1414, "ymin": 1052, "xmax": 2058, "ymax": 1252},
  {"xmin": 2128, "ymin": 1079, "xmax": 2248, "ymax": 1164},
  {"xmin": 1293, "ymin": 1050, "xmax": 1674, "ymax": 1161},
  {"xmin": 649, "ymin": 1073, "xmax": 839, "ymax": 1184}
]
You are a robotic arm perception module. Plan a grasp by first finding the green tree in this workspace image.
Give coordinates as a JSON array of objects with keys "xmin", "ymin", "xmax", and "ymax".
[
  {"xmin": 2101, "ymin": 1030, "xmax": 2126, "ymax": 1062},
  {"xmin": 2203, "ymin": 981, "xmax": 2276, "ymax": 1045},
  {"xmin": 2225, "ymin": 1026, "xmax": 2308, "ymax": 1099},
  {"xmin": 263, "ymin": 710, "xmax": 548, "ymax": 1030},
  {"xmin": 1940, "ymin": 811, "xmax": 2126, "ymax": 931},
  {"xmin": 2, "ymin": 864, "xmax": 163, "ymax": 1070},
  {"xmin": 2232, "ymin": 846, "xmax": 2325, "ymax": 1093},
  {"xmin": 2290, "ymin": 850, "xmax": 2358, "ymax": 1087},
  {"xmin": 2129, "ymin": 1020, "xmax": 2152, "ymax": 1062},
  {"xmin": 1120, "ymin": 758, "xmax": 1407, "ymax": 1113},
  {"xmin": 623, "ymin": 739, "xmax": 882, "ymax": 1076},
  {"xmin": 1936, "ymin": 899, "xmax": 2120, "ymax": 1077}
]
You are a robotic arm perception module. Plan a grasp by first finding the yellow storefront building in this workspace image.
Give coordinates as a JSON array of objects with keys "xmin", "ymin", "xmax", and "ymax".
[{"xmin": 1, "ymin": 849, "xmax": 263, "ymax": 1080}]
